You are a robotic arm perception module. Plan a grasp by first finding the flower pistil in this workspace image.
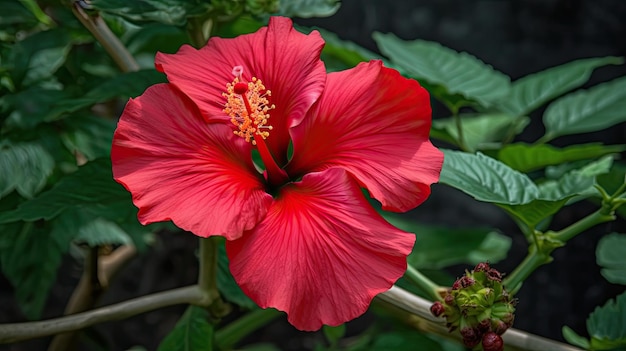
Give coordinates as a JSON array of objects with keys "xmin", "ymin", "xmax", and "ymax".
[
  {"xmin": 223, "ymin": 65, "xmax": 288, "ymax": 187},
  {"xmin": 223, "ymin": 66, "xmax": 275, "ymax": 145}
]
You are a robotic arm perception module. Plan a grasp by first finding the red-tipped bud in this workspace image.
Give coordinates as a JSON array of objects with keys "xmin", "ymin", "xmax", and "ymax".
[
  {"xmin": 486, "ymin": 268, "xmax": 503, "ymax": 282},
  {"xmin": 492, "ymin": 319, "xmax": 509, "ymax": 335},
  {"xmin": 430, "ymin": 301, "xmax": 445, "ymax": 317},
  {"xmin": 444, "ymin": 293, "xmax": 455, "ymax": 306},
  {"xmin": 477, "ymin": 318, "xmax": 491, "ymax": 333},
  {"xmin": 482, "ymin": 332, "xmax": 504, "ymax": 351},
  {"xmin": 474, "ymin": 262, "xmax": 490, "ymax": 272},
  {"xmin": 453, "ymin": 276, "xmax": 475, "ymax": 290},
  {"xmin": 461, "ymin": 327, "xmax": 481, "ymax": 348}
]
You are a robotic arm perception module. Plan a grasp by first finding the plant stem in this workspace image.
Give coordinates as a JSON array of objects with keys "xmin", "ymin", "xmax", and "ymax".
[
  {"xmin": 198, "ymin": 237, "xmax": 218, "ymax": 299},
  {"xmin": 404, "ymin": 265, "xmax": 442, "ymax": 301},
  {"xmin": 198, "ymin": 237, "xmax": 230, "ymax": 319},
  {"xmin": 48, "ymin": 245, "xmax": 137, "ymax": 351},
  {"xmin": 550, "ymin": 208, "xmax": 615, "ymax": 243},
  {"xmin": 71, "ymin": 2, "xmax": 139, "ymax": 72},
  {"xmin": 377, "ymin": 286, "xmax": 583, "ymax": 351},
  {"xmin": 504, "ymin": 207, "xmax": 616, "ymax": 293},
  {"xmin": 502, "ymin": 246, "xmax": 550, "ymax": 294},
  {"xmin": 452, "ymin": 108, "xmax": 469, "ymax": 152},
  {"xmin": 0, "ymin": 285, "xmax": 206, "ymax": 343},
  {"xmin": 187, "ymin": 17, "xmax": 213, "ymax": 48},
  {"xmin": 215, "ymin": 308, "xmax": 282, "ymax": 349},
  {"xmin": 534, "ymin": 133, "xmax": 552, "ymax": 145}
]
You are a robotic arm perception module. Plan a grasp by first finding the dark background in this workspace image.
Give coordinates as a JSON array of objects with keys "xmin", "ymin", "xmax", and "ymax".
[{"xmin": 2, "ymin": 0, "xmax": 626, "ymax": 350}]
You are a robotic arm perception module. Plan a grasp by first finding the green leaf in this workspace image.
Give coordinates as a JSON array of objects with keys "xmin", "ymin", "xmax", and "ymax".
[
  {"xmin": 278, "ymin": 0, "xmax": 340, "ymax": 18},
  {"xmin": 439, "ymin": 149, "xmax": 539, "ymax": 205},
  {"xmin": 74, "ymin": 217, "xmax": 133, "ymax": 247},
  {"xmin": 385, "ymin": 216, "xmax": 511, "ymax": 269},
  {"xmin": 498, "ymin": 57, "xmax": 623, "ymax": 116},
  {"xmin": 8, "ymin": 28, "xmax": 73, "ymax": 88},
  {"xmin": 124, "ymin": 23, "xmax": 188, "ymax": 55},
  {"xmin": 0, "ymin": 158, "xmax": 131, "ymax": 223},
  {"xmin": 373, "ymin": 32, "xmax": 510, "ymax": 109},
  {"xmin": 543, "ymin": 76, "xmax": 626, "ymax": 139},
  {"xmin": 323, "ymin": 324, "xmax": 346, "ymax": 345},
  {"xmin": 498, "ymin": 198, "xmax": 571, "ymax": 230},
  {"xmin": 91, "ymin": 0, "xmax": 211, "ymax": 26},
  {"xmin": 315, "ymin": 28, "xmax": 383, "ymax": 72},
  {"xmin": 217, "ymin": 242, "xmax": 256, "ymax": 309},
  {"xmin": 597, "ymin": 233, "xmax": 626, "ymax": 285},
  {"xmin": 432, "ymin": 114, "xmax": 528, "ymax": 151},
  {"xmin": 597, "ymin": 163, "xmax": 626, "ymax": 197},
  {"xmin": 157, "ymin": 305, "xmax": 213, "ymax": 351},
  {"xmin": 0, "ymin": 213, "xmax": 77, "ymax": 319},
  {"xmin": 562, "ymin": 326, "xmax": 591, "ymax": 350},
  {"xmin": 368, "ymin": 331, "xmax": 444, "ymax": 351},
  {"xmin": 45, "ymin": 69, "xmax": 166, "ymax": 123},
  {"xmin": 498, "ymin": 143, "xmax": 626, "ymax": 173},
  {"xmin": 0, "ymin": 1, "xmax": 39, "ymax": 28},
  {"xmin": 587, "ymin": 291, "xmax": 626, "ymax": 350},
  {"xmin": 4, "ymin": 70, "xmax": 165, "ymax": 129},
  {"xmin": 538, "ymin": 156, "xmax": 613, "ymax": 201},
  {"xmin": 0, "ymin": 142, "xmax": 54, "ymax": 198},
  {"xmin": 60, "ymin": 115, "xmax": 115, "ymax": 160}
]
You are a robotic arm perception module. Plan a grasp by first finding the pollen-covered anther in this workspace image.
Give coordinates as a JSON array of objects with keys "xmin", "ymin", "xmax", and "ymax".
[{"xmin": 223, "ymin": 74, "xmax": 275, "ymax": 145}]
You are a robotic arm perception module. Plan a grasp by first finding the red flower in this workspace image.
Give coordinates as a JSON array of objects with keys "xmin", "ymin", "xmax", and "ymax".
[{"xmin": 111, "ymin": 17, "xmax": 443, "ymax": 331}]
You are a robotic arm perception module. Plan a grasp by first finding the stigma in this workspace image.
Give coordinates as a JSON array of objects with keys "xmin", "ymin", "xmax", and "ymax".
[{"xmin": 223, "ymin": 66, "xmax": 275, "ymax": 145}]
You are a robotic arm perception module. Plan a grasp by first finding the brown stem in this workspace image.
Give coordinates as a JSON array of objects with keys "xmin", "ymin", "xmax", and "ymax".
[
  {"xmin": 47, "ymin": 245, "xmax": 137, "ymax": 351},
  {"xmin": 377, "ymin": 286, "xmax": 583, "ymax": 351},
  {"xmin": 0, "ymin": 286, "xmax": 206, "ymax": 344},
  {"xmin": 71, "ymin": 2, "xmax": 139, "ymax": 72}
]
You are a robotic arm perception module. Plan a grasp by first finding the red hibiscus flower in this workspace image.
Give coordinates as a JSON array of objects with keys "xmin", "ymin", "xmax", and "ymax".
[{"xmin": 111, "ymin": 17, "xmax": 443, "ymax": 331}]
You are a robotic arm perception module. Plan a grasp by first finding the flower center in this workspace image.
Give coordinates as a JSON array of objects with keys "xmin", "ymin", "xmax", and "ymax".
[
  {"xmin": 223, "ymin": 66, "xmax": 275, "ymax": 145},
  {"xmin": 222, "ymin": 66, "xmax": 289, "ymax": 188}
]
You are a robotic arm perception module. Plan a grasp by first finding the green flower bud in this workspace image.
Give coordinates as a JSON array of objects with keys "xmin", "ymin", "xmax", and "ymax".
[{"xmin": 437, "ymin": 262, "xmax": 516, "ymax": 350}]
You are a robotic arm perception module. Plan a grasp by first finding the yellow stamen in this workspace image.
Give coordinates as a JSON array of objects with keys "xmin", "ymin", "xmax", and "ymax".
[{"xmin": 222, "ymin": 70, "xmax": 275, "ymax": 145}]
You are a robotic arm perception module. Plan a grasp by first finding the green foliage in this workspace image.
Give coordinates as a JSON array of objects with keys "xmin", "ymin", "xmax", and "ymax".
[
  {"xmin": 432, "ymin": 114, "xmax": 529, "ymax": 151},
  {"xmin": 385, "ymin": 216, "xmax": 511, "ymax": 269},
  {"xmin": 0, "ymin": 142, "xmax": 54, "ymax": 198},
  {"xmin": 565, "ymin": 292, "xmax": 626, "ymax": 350},
  {"xmin": 278, "ymin": 0, "xmax": 340, "ymax": 18},
  {"xmin": 543, "ymin": 76, "xmax": 626, "ymax": 140},
  {"xmin": 91, "ymin": 0, "xmax": 212, "ymax": 26},
  {"xmin": 562, "ymin": 326, "xmax": 591, "ymax": 350},
  {"xmin": 497, "ymin": 57, "xmax": 623, "ymax": 116},
  {"xmin": 0, "ymin": 216, "xmax": 75, "ymax": 319},
  {"xmin": 74, "ymin": 218, "xmax": 133, "ymax": 247},
  {"xmin": 316, "ymin": 28, "xmax": 383, "ymax": 72},
  {"xmin": 60, "ymin": 115, "xmax": 116, "ymax": 161},
  {"xmin": 373, "ymin": 32, "xmax": 510, "ymax": 109},
  {"xmin": 537, "ymin": 156, "xmax": 613, "ymax": 201},
  {"xmin": 323, "ymin": 324, "xmax": 346, "ymax": 346},
  {"xmin": 157, "ymin": 305, "xmax": 214, "ymax": 351},
  {"xmin": 498, "ymin": 143, "xmax": 625, "ymax": 173},
  {"xmin": 440, "ymin": 150, "xmax": 613, "ymax": 229},
  {"xmin": 596, "ymin": 233, "xmax": 626, "ymax": 285},
  {"xmin": 439, "ymin": 150, "xmax": 539, "ymax": 205},
  {"xmin": 587, "ymin": 292, "xmax": 626, "ymax": 350},
  {"xmin": 0, "ymin": 158, "xmax": 131, "ymax": 223},
  {"xmin": 366, "ymin": 331, "xmax": 445, "ymax": 351},
  {"xmin": 217, "ymin": 242, "xmax": 257, "ymax": 309}
]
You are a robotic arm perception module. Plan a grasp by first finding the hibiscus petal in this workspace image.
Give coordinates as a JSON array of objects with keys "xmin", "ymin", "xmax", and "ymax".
[
  {"xmin": 155, "ymin": 16, "xmax": 326, "ymax": 165},
  {"xmin": 111, "ymin": 84, "xmax": 272, "ymax": 240},
  {"xmin": 226, "ymin": 168, "xmax": 415, "ymax": 331},
  {"xmin": 286, "ymin": 61, "xmax": 444, "ymax": 212}
]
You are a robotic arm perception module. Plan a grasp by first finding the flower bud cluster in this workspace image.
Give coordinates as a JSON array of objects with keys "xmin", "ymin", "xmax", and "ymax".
[{"xmin": 430, "ymin": 262, "xmax": 516, "ymax": 350}]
